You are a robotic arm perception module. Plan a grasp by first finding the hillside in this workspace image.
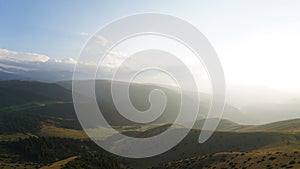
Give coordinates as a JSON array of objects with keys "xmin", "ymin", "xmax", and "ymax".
[
  {"xmin": 1, "ymin": 125, "xmax": 299, "ymax": 169},
  {"xmin": 0, "ymin": 80, "xmax": 79, "ymax": 134},
  {"xmin": 1, "ymin": 80, "xmax": 299, "ymax": 136},
  {"xmin": 0, "ymin": 80, "xmax": 72, "ymax": 106},
  {"xmin": 1, "ymin": 80, "xmax": 300, "ymax": 169},
  {"xmin": 153, "ymin": 151, "xmax": 300, "ymax": 169},
  {"xmin": 40, "ymin": 156, "xmax": 79, "ymax": 169},
  {"xmin": 1, "ymin": 80, "xmax": 299, "ymax": 133},
  {"xmin": 105, "ymin": 125, "xmax": 300, "ymax": 168},
  {"xmin": 58, "ymin": 80, "xmax": 245, "ymax": 125},
  {"xmin": 193, "ymin": 118, "xmax": 300, "ymax": 132},
  {"xmin": 193, "ymin": 119, "xmax": 244, "ymax": 131},
  {"xmin": 239, "ymin": 118, "xmax": 300, "ymax": 132}
]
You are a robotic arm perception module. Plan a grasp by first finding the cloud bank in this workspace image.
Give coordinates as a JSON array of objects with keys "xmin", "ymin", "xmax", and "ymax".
[{"xmin": 0, "ymin": 49, "xmax": 84, "ymax": 82}]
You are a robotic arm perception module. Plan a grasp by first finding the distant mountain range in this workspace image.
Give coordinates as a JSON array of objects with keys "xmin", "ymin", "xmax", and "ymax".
[
  {"xmin": 1, "ymin": 80, "xmax": 299, "ymax": 132},
  {"xmin": 1, "ymin": 48, "xmax": 300, "ymax": 125},
  {"xmin": 0, "ymin": 48, "xmax": 92, "ymax": 82},
  {"xmin": 1, "ymin": 79, "xmax": 300, "ymax": 168}
]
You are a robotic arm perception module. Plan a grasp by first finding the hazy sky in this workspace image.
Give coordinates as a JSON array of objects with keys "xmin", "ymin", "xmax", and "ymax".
[{"xmin": 1, "ymin": 0, "xmax": 300, "ymax": 93}]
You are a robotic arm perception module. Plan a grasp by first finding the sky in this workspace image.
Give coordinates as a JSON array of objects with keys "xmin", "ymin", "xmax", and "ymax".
[{"xmin": 1, "ymin": 0, "xmax": 300, "ymax": 94}]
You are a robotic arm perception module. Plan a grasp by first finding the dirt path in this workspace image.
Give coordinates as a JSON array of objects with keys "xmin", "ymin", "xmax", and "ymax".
[{"xmin": 40, "ymin": 156, "xmax": 79, "ymax": 169}]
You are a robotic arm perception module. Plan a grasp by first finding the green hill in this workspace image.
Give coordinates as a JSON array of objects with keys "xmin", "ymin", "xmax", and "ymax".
[
  {"xmin": 0, "ymin": 80, "xmax": 72, "ymax": 106},
  {"xmin": 0, "ymin": 80, "xmax": 78, "ymax": 134},
  {"xmin": 193, "ymin": 118, "xmax": 244, "ymax": 131},
  {"xmin": 239, "ymin": 118, "xmax": 300, "ymax": 132},
  {"xmin": 193, "ymin": 118, "xmax": 300, "ymax": 132}
]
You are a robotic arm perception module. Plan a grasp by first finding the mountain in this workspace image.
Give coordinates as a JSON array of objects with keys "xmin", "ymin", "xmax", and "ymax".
[
  {"xmin": 240, "ymin": 102, "xmax": 300, "ymax": 125},
  {"xmin": 225, "ymin": 84, "xmax": 300, "ymax": 124},
  {"xmin": 58, "ymin": 80, "xmax": 245, "ymax": 126},
  {"xmin": 2, "ymin": 49, "xmax": 300, "ymax": 125},
  {"xmin": 193, "ymin": 118, "xmax": 300, "ymax": 132},
  {"xmin": 1, "ymin": 80, "xmax": 300, "ymax": 168},
  {"xmin": 0, "ymin": 80, "xmax": 78, "ymax": 134},
  {"xmin": 0, "ymin": 80, "xmax": 72, "ymax": 106},
  {"xmin": 2, "ymin": 80, "xmax": 299, "ymax": 134},
  {"xmin": 193, "ymin": 118, "xmax": 244, "ymax": 131},
  {"xmin": 237, "ymin": 118, "xmax": 300, "ymax": 132},
  {"xmin": 0, "ymin": 80, "xmax": 189, "ymax": 134}
]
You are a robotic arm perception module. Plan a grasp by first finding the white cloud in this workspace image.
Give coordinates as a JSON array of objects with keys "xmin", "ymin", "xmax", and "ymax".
[
  {"xmin": 0, "ymin": 62, "xmax": 34, "ymax": 71},
  {"xmin": 0, "ymin": 49, "xmax": 49, "ymax": 62},
  {"xmin": 93, "ymin": 35, "xmax": 109, "ymax": 47},
  {"xmin": 0, "ymin": 49, "xmax": 81, "ymax": 80},
  {"xmin": 80, "ymin": 32, "xmax": 90, "ymax": 36},
  {"xmin": 0, "ymin": 48, "xmax": 79, "ymax": 65},
  {"xmin": 49, "ymin": 57, "xmax": 76, "ymax": 64},
  {"xmin": 0, "ymin": 48, "xmax": 110, "ymax": 81}
]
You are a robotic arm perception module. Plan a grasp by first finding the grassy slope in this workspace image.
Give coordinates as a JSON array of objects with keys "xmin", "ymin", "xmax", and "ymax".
[
  {"xmin": 1, "ymin": 125, "xmax": 300, "ymax": 169},
  {"xmin": 194, "ymin": 118, "xmax": 300, "ymax": 132},
  {"xmin": 153, "ymin": 151, "xmax": 300, "ymax": 169},
  {"xmin": 121, "ymin": 126, "xmax": 300, "ymax": 168},
  {"xmin": 239, "ymin": 118, "xmax": 300, "ymax": 132},
  {"xmin": 39, "ymin": 125, "xmax": 87, "ymax": 139}
]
